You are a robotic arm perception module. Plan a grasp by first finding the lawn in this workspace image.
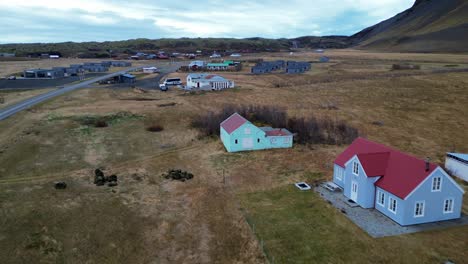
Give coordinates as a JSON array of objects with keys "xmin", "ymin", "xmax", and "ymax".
[{"xmin": 240, "ymin": 185, "xmax": 468, "ymax": 264}]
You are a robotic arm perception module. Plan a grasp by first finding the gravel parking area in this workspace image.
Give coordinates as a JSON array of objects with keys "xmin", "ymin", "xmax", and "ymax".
[{"xmin": 315, "ymin": 185, "xmax": 468, "ymax": 238}]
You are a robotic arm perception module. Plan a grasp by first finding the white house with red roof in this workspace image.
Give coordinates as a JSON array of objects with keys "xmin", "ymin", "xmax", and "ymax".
[
  {"xmin": 333, "ymin": 138, "xmax": 465, "ymax": 226},
  {"xmin": 220, "ymin": 113, "xmax": 293, "ymax": 152}
]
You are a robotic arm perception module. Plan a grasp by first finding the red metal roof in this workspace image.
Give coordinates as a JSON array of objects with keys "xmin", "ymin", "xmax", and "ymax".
[
  {"xmin": 334, "ymin": 137, "xmax": 437, "ymax": 199},
  {"xmin": 221, "ymin": 113, "xmax": 248, "ymax": 134},
  {"xmin": 265, "ymin": 129, "xmax": 290, "ymax": 136}
]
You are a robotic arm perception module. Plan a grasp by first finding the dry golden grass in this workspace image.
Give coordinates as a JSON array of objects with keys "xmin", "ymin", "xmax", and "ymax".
[
  {"xmin": 0, "ymin": 88, "xmax": 56, "ymax": 108},
  {"xmin": 0, "ymin": 50, "xmax": 467, "ymax": 263}
]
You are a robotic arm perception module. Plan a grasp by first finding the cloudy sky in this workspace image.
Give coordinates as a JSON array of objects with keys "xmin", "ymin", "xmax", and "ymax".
[{"xmin": 0, "ymin": 0, "xmax": 415, "ymax": 43}]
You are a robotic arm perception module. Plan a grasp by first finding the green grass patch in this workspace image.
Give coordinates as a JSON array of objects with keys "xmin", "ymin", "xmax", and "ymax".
[
  {"xmin": 240, "ymin": 185, "xmax": 371, "ymax": 263},
  {"xmin": 73, "ymin": 112, "xmax": 144, "ymax": 127},
  {"xmin": 239, "ymin": 185, "xmax": 468, "ymax": 264}
]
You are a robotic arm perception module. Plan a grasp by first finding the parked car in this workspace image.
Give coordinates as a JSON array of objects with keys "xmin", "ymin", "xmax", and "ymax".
[
  {"xmin": 159, "ymin": 84, "xmax": 168, "ymax": 91},
  {"xmin": 230, "ymin": 53, "xmax": 242, "ymax": 57},
  {"xmin": 210, "ymin": 53, "xmax": 221, "ymax": 58},
  {"xmin": 7, "ymin": 76, "xmax": 16, "ymax": 80},
  {"xmin": 162, "ymin": 78, "xmax": 182, "ymax": 86}
]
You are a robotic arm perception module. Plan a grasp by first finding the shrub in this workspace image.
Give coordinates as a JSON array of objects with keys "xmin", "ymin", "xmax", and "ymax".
[
  {"xmin": 146, "ymin": 125, "xmax": 164, "ymax": 132},
  {"xmin": 94, "ymin": 119, "xmax": 108, "ymax": 128},
  {"xmin": 192, "ymin": 105, "xmax": 359, "ymax": 145}
]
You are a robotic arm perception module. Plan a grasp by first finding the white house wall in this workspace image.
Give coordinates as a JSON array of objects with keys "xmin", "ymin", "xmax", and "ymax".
[{"xmin": 445, "ymin": 157, "xmax": 468, "ymax": 182}]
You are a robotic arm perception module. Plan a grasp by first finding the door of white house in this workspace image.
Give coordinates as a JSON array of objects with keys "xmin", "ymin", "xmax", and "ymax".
[
  {"xmin": 351, "ymin": 181, "xmax": 358, "ymax": 201},
  {"xmin": 242, "ymin": 138, "xmax": 253, "ymax": 149}
]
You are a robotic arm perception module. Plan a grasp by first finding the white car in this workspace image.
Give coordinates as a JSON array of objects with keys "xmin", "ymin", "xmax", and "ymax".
[
  {"xmin": 159, "ymin": 83, "xmax": 168, "ymax": 91},
  {"xmin": 210, "ymin": 54, "xmax": 221, "ymax": 58},
  {"xmin": 163, "ymin": 78, "xmax": 182, "ymax": 86},
  {"xmin": 230, "ymin": 53, "xmax": 242, "ymax": 57}
]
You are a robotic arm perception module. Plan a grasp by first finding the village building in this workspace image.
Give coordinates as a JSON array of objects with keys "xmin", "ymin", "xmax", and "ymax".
[
  {"xmin": 220, "ymin": 113, "xmax": 293, "ymax": 152},
  {"xmin": 23, "ymin": 68, "xmax": 65, "ymax": 79},
  {"xmin": 333, "ymin": 138, "xmax": 465, "ymax": 226},
  {"xmin": 189, "ymin": 60, "xmax": 206, "ymax": 70},
  {"xmin": 186, "ymin": 73, "xmax": 235, "ymax": 91},
  {"xmin": 445, "ymin": 153, "xmax": 468, "ymax": 182}
]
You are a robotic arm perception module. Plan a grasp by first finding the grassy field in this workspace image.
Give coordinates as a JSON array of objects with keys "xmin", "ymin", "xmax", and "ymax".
[
  {"xmin": 240, "ymin": 185, "xmax": 468, "ymax": 264},
  {"xmin": 0, "ymin": 49, "xmax": 467, "ymax": 263},
  {"xmin": 0, "ymin": 88, "xmax": 57, "ymax": 108}
]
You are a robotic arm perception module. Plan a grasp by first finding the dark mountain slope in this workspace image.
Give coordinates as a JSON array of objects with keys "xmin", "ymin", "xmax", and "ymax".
[{"xmin": 351, "ymin": 0, "xmax": 468, "ymax": 52}]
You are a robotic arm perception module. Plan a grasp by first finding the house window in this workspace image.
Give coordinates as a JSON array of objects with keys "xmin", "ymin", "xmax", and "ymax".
[
  {"xmin": 443, "ymin": 199, "xmax": 454, "ymax": 213},
  {"xmin": 244, "ymin": 128, "xmax": 251, "ymax": 134},
  {"xmin": 432, "ymin": 177, "xmax": 442, "ymax": 192},
  {"xmin": 336, "ymin": 168, "xmax": 343, "ymax": 181},
  {"xmin": 352, "ymin": 161, "xmax": 359, "ymax": 175},
  {"xmin": 388, "ymin": 197, "xmax": 397, "ymax": 214},
  {"xmin": 414, "ymin": 201, "xmax": 425, "ymax": 217},
  {"xmin": 257, "ymin": 138, "xmax": 260, "ymax": 143},
  {"xmin": 377, "ymin": 191, "xmax": 385, "ymax": 206},
  {"xmin": 235, "ymin": 139, "xmax": 238, "ymax": 144}
]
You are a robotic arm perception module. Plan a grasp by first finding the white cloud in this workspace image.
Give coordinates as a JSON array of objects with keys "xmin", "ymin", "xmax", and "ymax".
[{"xmin": 0, "ymin": 0, "xmax": 415, "ymax": 42}]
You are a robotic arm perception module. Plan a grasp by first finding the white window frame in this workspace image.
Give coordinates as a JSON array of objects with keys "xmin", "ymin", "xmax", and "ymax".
[
  {"xmin": 443, "ymin": 198, "xmax": 454, "ymax": 214},
  {"xmin": 352, "ymin": 161, "xmax": 359, "ymax": 176},
  {"xmin": 388, "ymin": 197, "xmax": 397, "ymax": 214},
  {"xmin": 431, "ymin": 177, "xmax": 442, "ymax": 192},
  {"xmin": 414, "ymin": 201, "xmax": 425, "ymax": 218},
  {"xmin": 244, "ymin": 127, "xmax": 251, "ymax": 135},
  {"xmin": 377, "ymin": 191, "xmax": 385, "ymax": 206},
  {"xmin": 336, "ymin": 167, "xmax": 343, "ymax": 181}
]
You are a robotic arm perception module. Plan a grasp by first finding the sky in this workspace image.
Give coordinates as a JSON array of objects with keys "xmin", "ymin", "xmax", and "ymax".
[{"xmin": 0, "ymin": 0, "xmax": 415, "ymax": 43}]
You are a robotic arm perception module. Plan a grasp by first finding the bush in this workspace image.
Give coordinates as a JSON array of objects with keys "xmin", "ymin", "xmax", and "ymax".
[
  {"xmin": 94, "ymin": 119, "xmax": 108, "ymax": 128},
  {"xmin": 163, "ymin": 169, "xmax": 194, "ymax": 181},
  {"xmin": 192, "ymin": 104, "xmax": 358, "ymax": 145},
  {"xmin": 146, "ymin": 125, "xmax": 164, "ymax": 132}
]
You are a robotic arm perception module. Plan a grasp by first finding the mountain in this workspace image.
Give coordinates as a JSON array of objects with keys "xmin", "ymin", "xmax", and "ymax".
[{"xmin": 351, "ymin": 0, "xmax": 468, "ymax": 52}]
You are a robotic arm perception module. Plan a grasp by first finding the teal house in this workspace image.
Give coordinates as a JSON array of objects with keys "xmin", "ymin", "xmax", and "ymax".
[{"xmin": 220, "ymin": 113, "xmax": 293, "ymax": 152}]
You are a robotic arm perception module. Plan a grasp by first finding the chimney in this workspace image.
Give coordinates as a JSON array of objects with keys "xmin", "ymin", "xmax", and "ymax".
[{"xmin": 425, "ymin": 157, "xmax": 430, "ymax": 172}]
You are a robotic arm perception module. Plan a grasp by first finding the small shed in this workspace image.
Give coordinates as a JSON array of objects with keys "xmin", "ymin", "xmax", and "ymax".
[
  {"xmin": 120, "ymin": 74, "xmax": 136, "ymax": 84},
  {"xmin": 445, "ymin": 153, "xmax": 468, "ymax": 182}
]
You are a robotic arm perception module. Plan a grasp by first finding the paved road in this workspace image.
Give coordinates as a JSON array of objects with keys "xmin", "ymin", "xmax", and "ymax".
[{"xmin": 0, "ymin": 63, "xmax": 180, "ymax": 121}]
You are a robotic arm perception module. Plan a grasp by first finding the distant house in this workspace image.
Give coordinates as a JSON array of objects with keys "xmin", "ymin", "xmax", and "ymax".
[
  {"xmin": 333, "ymin": 138, "xmax": 465, "ymax": 226},
  {"xmin": 220, "ymin": 113, "xmax": 293, "ymax": 152},
  {"xmin": 23, "ymin": 68, "xmax": 64, "ymax": 79},
  {"xmin": 0, "ymin": 53, "xmax": 15, "ymax": 57},
  {"xmin": 186, "ymin": 73, "xmax": 234, "ymax": 91},
  {"xmin": 110, "ymin": 61, "xmax": 132, "ymax": 67},
  {"xmin": 445, "ymin": 153, "xmax": 468, "ymax": 182},
  {"xmin": 207, "ymin": 62, "xmax": 230, "ymax": 71},
  {"xmin": 49, "ymin": 55, "xmax": 60, "ymax": 59},
  {"xmin": 142, "ymin": 67, "xmax": 159, "ymax": 73},
  {"xmin": 189, "ymin": 60, "xmax": 206, "ymax": 69}
]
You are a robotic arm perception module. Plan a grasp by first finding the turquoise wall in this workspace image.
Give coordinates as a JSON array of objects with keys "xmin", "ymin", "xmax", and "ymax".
[{"xmin": 220, "ymin": 122, "xmax": 293, "ymax": 152}]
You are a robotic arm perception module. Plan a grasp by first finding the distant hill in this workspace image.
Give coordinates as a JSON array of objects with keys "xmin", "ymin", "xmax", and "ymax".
[
  {"xmin": 0, "ymin": 37, "xmax": 349, "ymax": 58},
  {"xmin": 1, "ymin": 0, "xmax": 467, "ymax": 56},
  {"xmin": 351, "ymin": 0, "xmax": 468, "ymax": 52}
]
